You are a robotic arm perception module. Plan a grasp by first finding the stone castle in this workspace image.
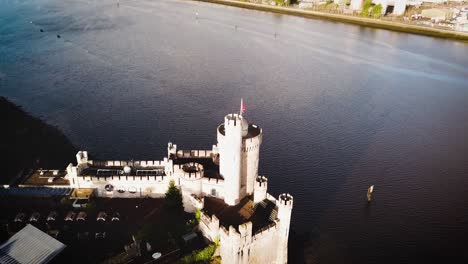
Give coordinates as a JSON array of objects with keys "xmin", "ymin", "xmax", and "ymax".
[{"xmin": 31, "ymin": 102, "xmax": 293, "ymax": 263}]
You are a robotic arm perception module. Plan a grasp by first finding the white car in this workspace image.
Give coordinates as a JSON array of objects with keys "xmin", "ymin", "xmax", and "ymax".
[
  {"xmin": 95, "ymin": 232, "xmax": 106, "ymax": 239},
  {"xmin": 47, "ymin": 211, "xmax": 58, "ymax": 221},
  {"xmin": 97, "ymin": 212, "xmax": 107, "ymax": 222},
  {"xmin": 111, "ymin": 212, "xmax": 120, "ymax": 222},
  {"xmin": 29, "ymin": 212, "xmax": 40, "ymax": 222},
  {"xmin": 65, "ymin": 211, "xmax": 76, "ymax": 222},
  {"xmin": 14, "ymin": 213, "xmax": 26, "ymax": 223},
  {"xmin": 77, "ymin": 212, "xmax": 87, "ymax": 221}
]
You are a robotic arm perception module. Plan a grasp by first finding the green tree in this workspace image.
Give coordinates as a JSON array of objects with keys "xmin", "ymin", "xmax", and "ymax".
[
  {"xmin": 372, "ymin": 4, "xmax": 383, "ymax": 18},
  {"xmin": 165, "ymin": 180, "xmax": 183, "ymax": 213},
  {"xmin": 360, "ymin": 0, "xmax": 373, "ymax": 17}
]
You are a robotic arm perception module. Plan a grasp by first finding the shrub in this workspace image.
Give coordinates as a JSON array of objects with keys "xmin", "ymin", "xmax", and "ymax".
[
  {"xmin": 179, "ymin": 243, "xmax": 218, "ymax": 264},
  {"xmin": 372, "ymin": 4, "xmax": 383, "ymax": 18},
  {"xmin": 165, "ymin": 180, "xmax": 183, "ymax": 213}
]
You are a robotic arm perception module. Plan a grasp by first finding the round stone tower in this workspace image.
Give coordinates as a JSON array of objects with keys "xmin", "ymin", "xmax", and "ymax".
[
  {"xmin": 218, "ymin": 113, "xmax": 244, "ymax": 206},
  {"xmin": 242, "ymin": 122, "xmax": 262, "ymax": 196},
  {"xmin": 277, "ymin": 193, "xmax": 293, "ymax": 264},
  {"xmin": 217, "ymin": 109, "xmax": 263, "ymax": 205}
]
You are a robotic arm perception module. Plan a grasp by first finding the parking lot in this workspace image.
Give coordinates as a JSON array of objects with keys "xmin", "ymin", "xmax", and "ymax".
[{"xmin": 0, "ymin": 196, "xmax": 164, "ymax": 263}]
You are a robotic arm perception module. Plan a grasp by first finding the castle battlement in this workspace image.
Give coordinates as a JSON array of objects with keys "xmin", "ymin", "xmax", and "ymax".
[
  {"xmin": 180, "ymin": 162, "xmax": 204, "ymax": 180},
  {"xmin": 252, "ymin": 222, "xmax": 278, "ymax": 241},
  {"xmin": 224, "ymin": 113, "xmax": 244, "ymax": 127},
  {"xmin": 278, "ymin": 193, "xmax": 294, "ymax": 207},
  {"xmin": 255, "ymin": 176, "xmax": 268, "ymax": 188},
  {"xmin": 176, "ymin": 149, "xmax": 213, "ymax": 159}
]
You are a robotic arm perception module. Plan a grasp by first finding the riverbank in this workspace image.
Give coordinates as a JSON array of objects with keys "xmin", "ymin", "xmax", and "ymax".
[
  {"xmin": 0, "ymin": 97, "xmax": 77, "ymax": 185},
  {"xmin": 194, "ymin": 0, "xmax": 468, "ymax": 41}
]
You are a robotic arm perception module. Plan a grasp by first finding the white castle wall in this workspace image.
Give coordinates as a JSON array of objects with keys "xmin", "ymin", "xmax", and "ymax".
[
  {"xmin": 76, "ymin": 174, "xmax": 171, "ymax": 198},
  {"xmin": 199, "ymin": 212, "xmax": 220, "ymax": 241},
  {"xmin": 249, "ymin": 223, "xmax": 280, "ymax": 264},
  {"xmin": 216, "ymin": 221, "xmax": 282, "ymax": 264},
  {"xmin": 201, "ymin": 178, "xmax": 224, "ymax": 199}
]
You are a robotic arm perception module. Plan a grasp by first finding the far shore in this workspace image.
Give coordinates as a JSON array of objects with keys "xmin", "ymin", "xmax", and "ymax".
[{"xmin": 193, "ymin": 0, "xmax": 468, "ymax": 41}]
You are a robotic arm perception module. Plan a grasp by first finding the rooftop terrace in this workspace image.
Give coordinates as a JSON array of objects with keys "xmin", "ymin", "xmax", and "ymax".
[
  {"xmin": 203, "ymin": 196, "xmax": 277, "ymax": 233},
  {"xmin": 21, "ymin": 169, "xmax": 69, "ymax": 186},
  {"xmin": 173, "ymin": 157, "xmax": 222, "ymax": 180},
  {"xmin": 218, "ymin": 123, "xmax": 261, "ymax": 139}
]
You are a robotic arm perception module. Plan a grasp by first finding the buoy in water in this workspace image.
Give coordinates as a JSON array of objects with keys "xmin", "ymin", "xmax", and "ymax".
[
  {"xmin": 40, "ymin": 29, "xmax": 44, "ymax": 32},
  {"xmin": 57, "ymin": 34, "xmax": 61, "ymax": 38},
  {"xmin": 367, "ymin": 185, "xmax": 374, "ymax": 202}
]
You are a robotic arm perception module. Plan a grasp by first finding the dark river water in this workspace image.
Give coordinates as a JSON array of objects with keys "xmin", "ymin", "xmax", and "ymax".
[{"xmin": 1, "ymin": 0, "xmax": 468, "ymax": 262}]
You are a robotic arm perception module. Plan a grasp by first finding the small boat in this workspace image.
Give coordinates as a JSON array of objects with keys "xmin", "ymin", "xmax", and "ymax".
[
  {"xmin": 57, "ymin": 34, "xmax": 61, "ymax": 38},
  {"xmin": 367, "ymin": 185, "xmax": 374, "ymax": 202},
  {"xmin": 40, "ymin": 29, "xmax": 44, "ymax": 32}
]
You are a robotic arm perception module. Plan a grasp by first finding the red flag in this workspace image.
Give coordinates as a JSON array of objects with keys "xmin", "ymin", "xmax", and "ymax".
[{"xmin": 240, "ymin": 98, "xmax": 245, "ymax": 115}]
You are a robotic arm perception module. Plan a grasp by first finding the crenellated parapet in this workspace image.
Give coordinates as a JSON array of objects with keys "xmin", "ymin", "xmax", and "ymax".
[
  {"xmin": 168, "ymin": 142, "xmax": 177, "ymax": 158},
  {"xmin": 278, "ymin": 193, "xmax": 293, "ymax": 208},
  {"xmin": 180, "ymin": 162, "xmax": 204, "ymax": 180},
  {"xmin": 76, "ymin": 151, "xmax": 88, "ymax": 165},
  {"xmin": 199, "ymin": 212, "xmax": 220, "ymax": 241},
  {"xmin": 176, "ymin": 149, "xmax": 213, "ymax": 158},
  {"xmin": 252, "ymin": 222, "xmax": 278, "ymax": 241}
]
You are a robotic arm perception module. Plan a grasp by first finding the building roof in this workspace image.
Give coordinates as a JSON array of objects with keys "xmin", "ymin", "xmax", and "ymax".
[
  {"xmin": 203, "ymin": 196, "xmax": 277, "ymax": 233},
  {"xmin": 21, "ymin": 169, "xmax": 69, "ymax": 186},
  {"xmin": 0, "ymin": 224, "xmax": 65, "ymax": 264}
]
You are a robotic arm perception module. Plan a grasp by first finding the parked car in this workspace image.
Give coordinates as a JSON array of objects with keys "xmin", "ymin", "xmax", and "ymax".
[
  {"xmin": 111, "ymin": 212, "xmax": 120, "ymax": 222},
  {"xmin": 77, "ymin": 212, "xmax": 87, "ymax": 221},
  {"xmin": 47, "ymin": 211, "xmax": 58, "ymax": 221},
  {"xmin": 97, "ymin": 212, "xmax": 107, "ymax": 222},
  {"xmin": 29, "ymin": 212, "xmax": 40, "ymax": 222},
  {"xmin": 95, "ymin": 232, "xmax": 106, "ymax": 239},
  {"xmin": 65, "ymin": 211, "xmax": 76, "ymax": 221},
  {"xmin": 14, "ymin": 213, "xmax": 26, "ymax": 223}
]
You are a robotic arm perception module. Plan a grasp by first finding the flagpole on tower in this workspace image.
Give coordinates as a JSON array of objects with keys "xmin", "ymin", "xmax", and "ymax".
[{"xmin": 240, "ymin": 98, "xmax": 245, "ymax": 116}]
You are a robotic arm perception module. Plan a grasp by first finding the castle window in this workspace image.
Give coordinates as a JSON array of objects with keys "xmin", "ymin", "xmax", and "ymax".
[{"xmin": 211, "ymin": 188, "xmax": 217, "ymax": 197}]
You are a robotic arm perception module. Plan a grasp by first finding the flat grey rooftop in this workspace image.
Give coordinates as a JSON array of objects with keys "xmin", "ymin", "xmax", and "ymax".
[{"xmin": 0, "ymin": 224, "xmax": 65, "ymax": 264}]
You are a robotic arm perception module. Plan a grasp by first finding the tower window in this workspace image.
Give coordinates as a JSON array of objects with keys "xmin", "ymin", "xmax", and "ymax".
[{"xmin": 211, "ymin": 188, "xmax": 217, "ymax": 197}]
